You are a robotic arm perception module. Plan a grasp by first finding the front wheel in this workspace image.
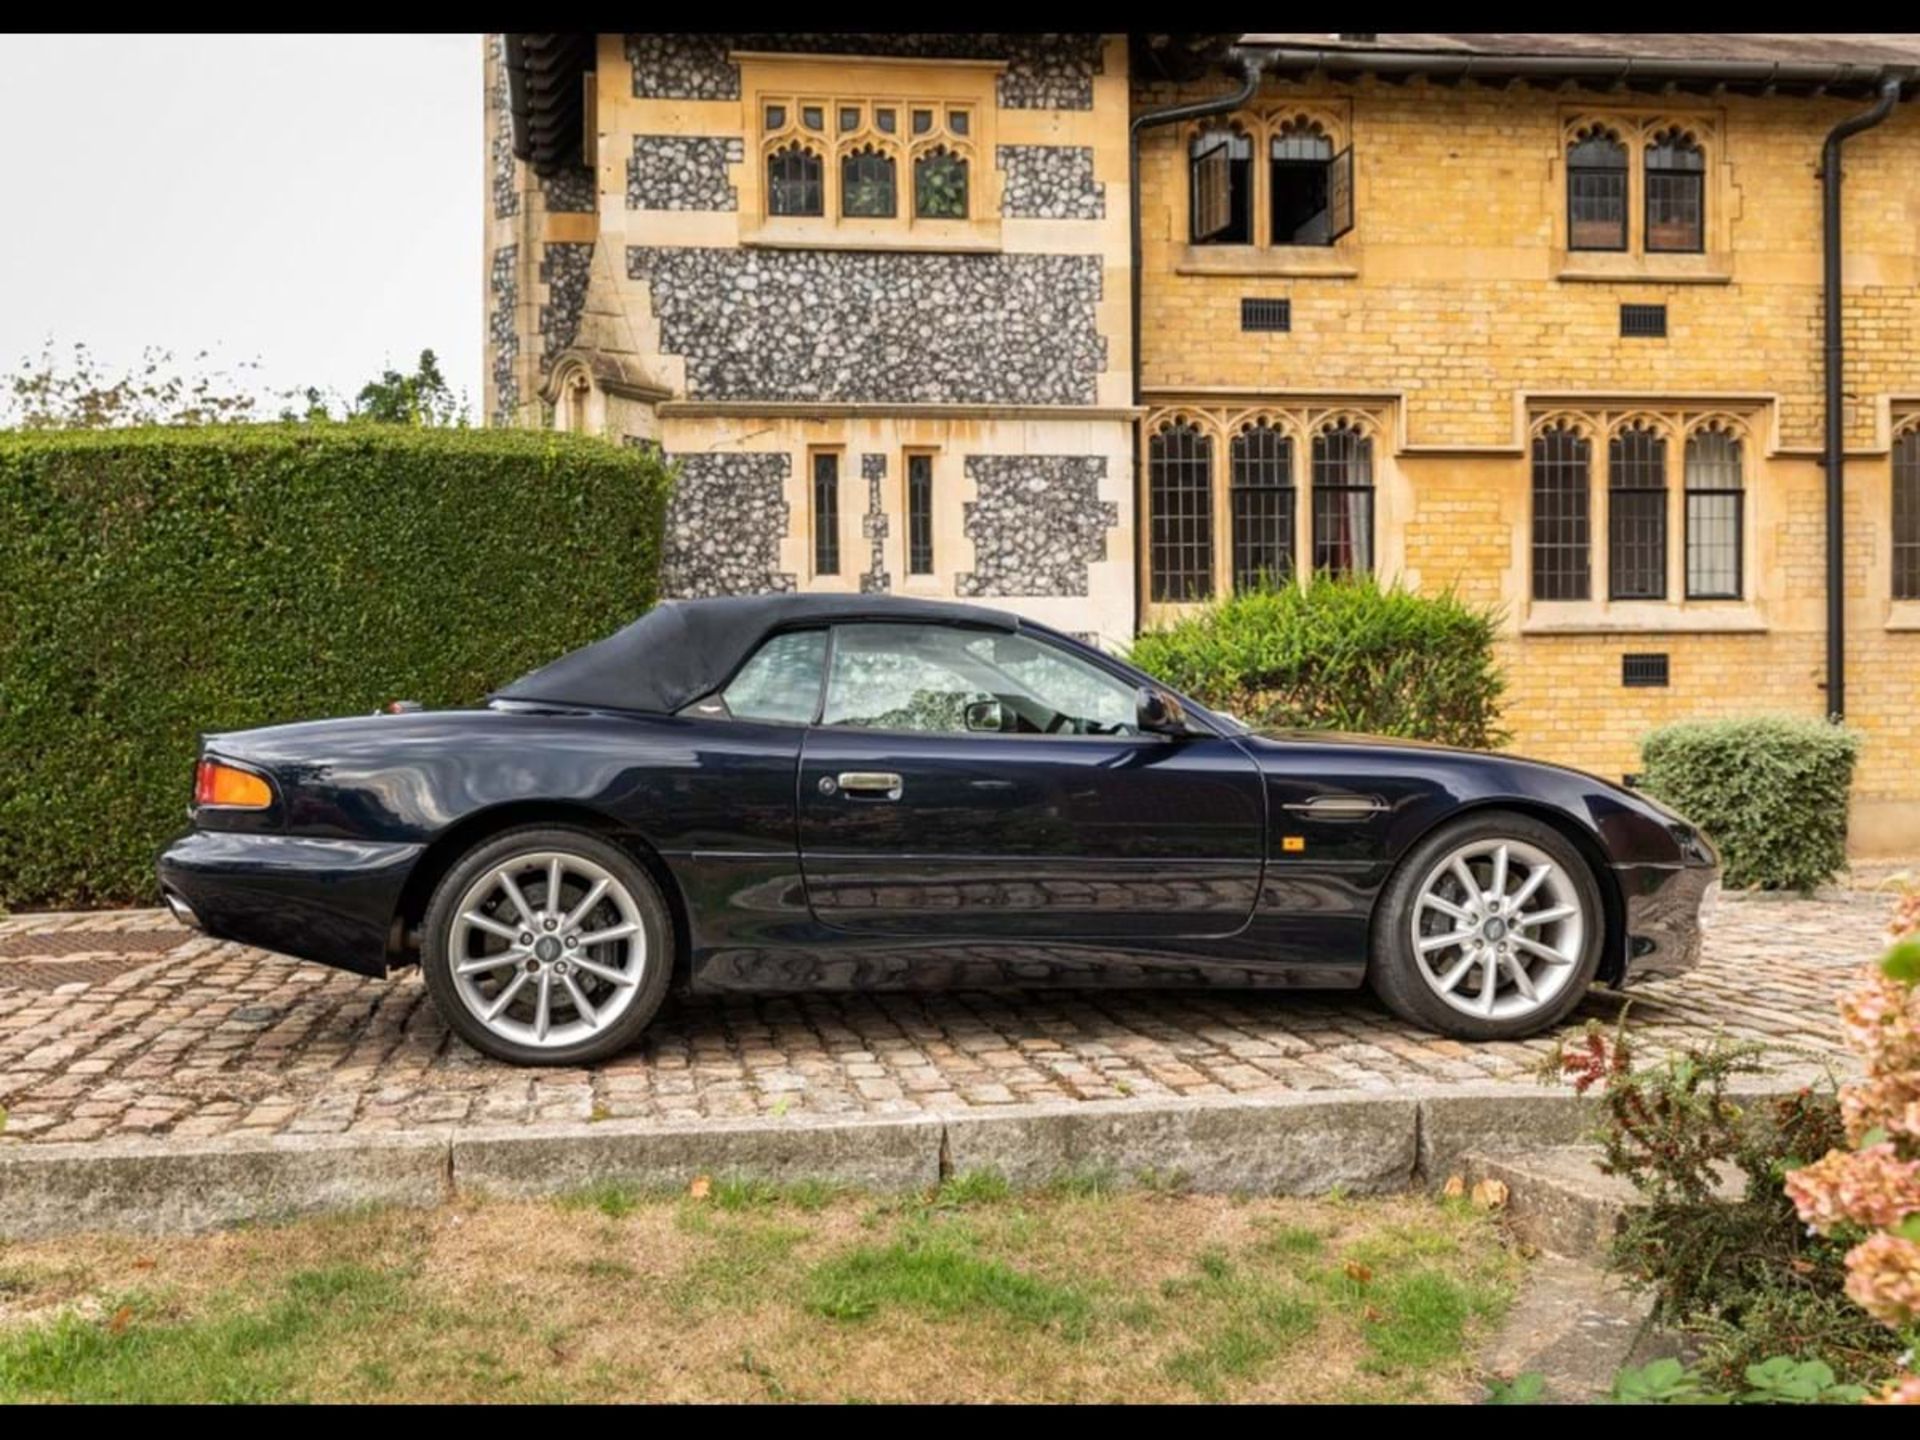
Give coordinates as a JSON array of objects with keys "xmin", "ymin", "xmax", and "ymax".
[
  {"xmin": 1366, "ymin": 812, "xmax": 1603, "ymax": 1040},
  {"xmin": 421, "ymin": 826, "xmax": 673, "ymax": 1066}
]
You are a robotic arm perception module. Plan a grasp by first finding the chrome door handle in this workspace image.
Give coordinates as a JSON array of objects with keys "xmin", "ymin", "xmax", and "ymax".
[
  {"xmin": 836, "ymin": 771, "xmax": 904, "ymax": 800},
  {"xmin": 1282, "ymin": 794, "xmax": 1388, "ymax": 817}
]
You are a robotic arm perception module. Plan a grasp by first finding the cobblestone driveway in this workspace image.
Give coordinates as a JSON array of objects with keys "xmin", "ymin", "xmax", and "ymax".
[{"xmin": 0, "ymin": 889, "xmax": 1892, "ymax": 1146}]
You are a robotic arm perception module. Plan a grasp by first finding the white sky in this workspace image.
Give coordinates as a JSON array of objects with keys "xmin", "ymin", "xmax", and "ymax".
[{"xmin": 0, "ymin": 33, "xmax": 482, "ymax": 413}]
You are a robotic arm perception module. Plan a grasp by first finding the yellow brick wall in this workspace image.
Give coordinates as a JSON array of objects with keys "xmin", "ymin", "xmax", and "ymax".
[{"xmin": 1137, "ymin": 75, "xmax": 1920, "ymax": 853}]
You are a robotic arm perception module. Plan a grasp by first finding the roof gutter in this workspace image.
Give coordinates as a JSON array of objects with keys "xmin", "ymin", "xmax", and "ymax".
[
  {"xmin": 1240, "ymin": 44, "xmax": 1915, "ymax": 94},
  {"xmin": 1820, "ymin": 74, "xmax": 1902, "ymax": 721},
  {"xmin": 1127, "ymin": 48, "xmax": 1268, "ymax": 634}
]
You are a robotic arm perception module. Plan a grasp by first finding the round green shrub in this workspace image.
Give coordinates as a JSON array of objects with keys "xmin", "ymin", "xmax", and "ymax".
[
  {"xmin": 1126, "ymin": 576, "xmax": 1509, "ymax": 749},
  {"xmin": 0, "ymin": 424, "xmax": 673, "ymax": 908},
  {"xmin": 1639, "ymin": 715, "xmax": 1861, "ymax": 891}
]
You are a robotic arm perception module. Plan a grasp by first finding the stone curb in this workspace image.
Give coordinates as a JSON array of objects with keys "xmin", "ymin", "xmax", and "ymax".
[{"xmin": 0, "ymin": 1076, "xmax": 1838, "ymax": 1239}]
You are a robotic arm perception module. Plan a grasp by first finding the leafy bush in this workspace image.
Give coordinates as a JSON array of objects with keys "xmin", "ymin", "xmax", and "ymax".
[
  {"xmin": 1127, "ymin": 577, "xmax": 1508, "ymax": 748},
  {"xmin": 1544, "ymin": 1021, "xmax": 1908, "ymax": 1390},
  {"xmin": 1639, "ymin": 715, "xmax": 1862, "ymax": 891},
  {"xmin": 0, "ymin": 425, "xmax": 672, "ymax": 908}
]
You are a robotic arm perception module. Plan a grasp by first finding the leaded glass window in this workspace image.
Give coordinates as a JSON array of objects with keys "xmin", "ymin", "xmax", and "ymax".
[
  {"xmin": 1684, "ymin": 428, "xmax": 1743, "ymax": 599},
  {"xmin": 1230, "ymin": 423, "xmax": 1294, "ymax": 590},
  {"xmin": 1532, "ymin": 424, "xmax": 1592, "ymax": 600},
  {"xmin": 1609, "ymin": 425, "xmax": 1668, "ymax": 599},
  {"xmin": 1149, "ymin": 421, "xmax": 1214, "ymax": 603},
  {"xmin": 1311, "ymin": 423, "xmax": 1373, "ymax": 577}
]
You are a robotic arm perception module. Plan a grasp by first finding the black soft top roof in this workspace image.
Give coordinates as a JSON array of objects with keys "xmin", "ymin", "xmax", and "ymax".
[{"xmin": 491, "ymin": 594, "xmax": 1026, "ymax": 714}]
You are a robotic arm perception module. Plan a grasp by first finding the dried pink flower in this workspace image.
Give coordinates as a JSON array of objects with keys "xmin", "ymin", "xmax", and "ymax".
[{"xmin": 1843, "ymin": 1233, "xmax": 1920, "ymax": 1327}]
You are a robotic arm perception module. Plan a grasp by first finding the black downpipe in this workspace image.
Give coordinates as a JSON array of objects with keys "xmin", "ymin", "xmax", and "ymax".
[
  {"xmin": 1127, "ymin": 51, "xmax": 1267, "ymax": 634},
  {"xmin": 1821, "ymin": 76, "xmax": 1902, "ymax": 720}
]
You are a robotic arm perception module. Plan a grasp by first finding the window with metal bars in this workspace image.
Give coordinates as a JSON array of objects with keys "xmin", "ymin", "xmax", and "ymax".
[
  {"xmin": 1684, "ymin": 427, "xmax": 1743, "ymax": 599},
  {"xmin": 1609, "ymin": 425, "xmax": 1668, "ymax": 599},
  {"xmin": 1896, "ymin": 428, "xmax": 1920, "ymax": 601},
  {"xmin": 1148, "ymin": 421, "xmax": 1214, "ymax": 602},
  {"xmin": 906, "ymin": 452, "xmax": 934, "ymax": 576},
  {"xmin": 812, "ymin": 451, "xmax": 840, "ymax": 575},
  {"xmin": 768, "ymin": 143, "xmax": 824, "ymax": 217},
  {"xmin": 1567, "ymin": 129, "xmax": 1627, "ymax": 251},
  {"xmin": 1230, "ymin": 423, "xmax": 1294, "ymax": 591},
  {"xmin": 1532, "ymin": 424, "xmax": 1592, "ymax": 600},
  {"xmin": 1241, "ymin": 297, "xmax": 1291, "ymax": 331},
  {"xmin": 1620, "ymin": 304, "xmax": 1667, "ymax": 338},
  {"xmin": 1310, "ymin": 423, "xmax": 1373, "ymax": 577},
  {"xmin": 1646, "ymin": 129, "xmax": 1705, "ymax": 253},
  {"xmin": 1622, "ymin": 653, "xmax": 1670, "ymax": 687}
]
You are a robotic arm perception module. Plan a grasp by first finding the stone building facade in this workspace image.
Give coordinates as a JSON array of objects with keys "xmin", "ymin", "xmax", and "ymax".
[
  {"xmin": 485, "ymin": 33, "xmax": 1920, "ymax": 851},
  {"xmin": 485, "ymin": 33, "xmax": 1135, "ymax": 642}
]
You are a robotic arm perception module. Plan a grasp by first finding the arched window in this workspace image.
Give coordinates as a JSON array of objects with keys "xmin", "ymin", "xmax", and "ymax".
[
  {"xmin": 841, "ymin": 145, "xmax": 897, "ymax": 218},
  {"xmin": 1567, "ymin": 128, "xmax": 1628, "ymax": 251},
  {"xmin": 1532, "ymin": 423, "xmax": 1592, "ymax": 600},
  {"xmin": 767, "ymin": 142, "xmax": 823, "ymax": 217},
  {"xmin": 1895, "ymin": 426, "xmax": 1920, "ymax": 601},
  {"xmin": 1684, "ymin": 426, "xmax": 1743, "ymax": 598},
  {"xmin": 1230, "ymin": 422, "xmax": 1294, "ymax": 590},
  {"xmin": 1646, "ymin": 129, "xmax": 1705, "ymax": 253},
  {"xmin": 1270, "ymin": 121, "xmax": 1335, "ymax": 246},
  {"xmin": 1188, "ymin": 127, "xmax": 1250, "ymax": 244},
  {"xmin": 913, "ymin": 146, "xmax": 968, "ymax": 219},
  {"xmin": 1609, "ymin": 423, "xmax": 1668, "ymax": 599},
  {"xmin": 1149, "ymin": 421, "xmax": 1214, "ymax": 602},
  {"xmin": 1310, "ymin": 421, "xmax": 1373, "ymax": 576}
]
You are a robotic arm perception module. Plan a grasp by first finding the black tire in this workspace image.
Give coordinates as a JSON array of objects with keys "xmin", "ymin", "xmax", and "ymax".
[
  {"xmin": 1366, "ymin": 810, "xmax": 1604, "ymax": 1041},
  {"xmin": 421, "ymin": 825, "xmax": 673, "ymax": 1066}
]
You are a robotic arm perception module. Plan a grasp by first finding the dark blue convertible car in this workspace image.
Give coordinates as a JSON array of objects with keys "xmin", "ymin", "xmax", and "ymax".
[{"xmin": 158, "ymin": 594, "xmax": 1717, "ymax": 1066}]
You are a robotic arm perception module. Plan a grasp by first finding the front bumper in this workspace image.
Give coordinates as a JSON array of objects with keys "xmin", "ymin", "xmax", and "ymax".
[
  {"xmin": 157, "ymin": 830, "xmax": 424, "ymax": 977},
  {"xmin": 1615, "ymin": 860, "xmax": 1720, "ymax": 985}
]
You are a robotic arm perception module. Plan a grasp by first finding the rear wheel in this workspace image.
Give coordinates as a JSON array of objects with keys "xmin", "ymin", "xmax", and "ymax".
[
  {"xmin": 422, "ymin": 826, "xmax": 672, "ymax": 1066},
  {"xmin": 1367, "ymin": 812, "xmax": 1603, "ymax": 1040}
]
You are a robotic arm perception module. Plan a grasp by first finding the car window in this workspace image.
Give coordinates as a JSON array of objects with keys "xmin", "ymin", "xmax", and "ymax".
[
  {"xmin": 962, "ymin": 631, "xmax": 1138, "ymax": 732},
  {"xmin": 821, "ymin": 624, "xmax": 993, "ymax": 733},
  {"xmin": 821, "ymin": 623, "xmax": 1140, "ymax": 737},
  {"xmin": 720, "ymin": 629, "xmax": 827, "ymax": 724}
]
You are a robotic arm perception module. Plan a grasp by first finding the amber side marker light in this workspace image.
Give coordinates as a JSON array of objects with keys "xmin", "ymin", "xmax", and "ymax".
[{"xmin": 195, "ymin": 759, "xmax": 272, "ymax": 809}]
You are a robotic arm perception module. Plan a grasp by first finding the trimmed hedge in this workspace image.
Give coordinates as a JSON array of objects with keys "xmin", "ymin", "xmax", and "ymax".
[
  {"xmin": 1640, "ymin": 715, "xmax": 1862, "ymax": 892},
  {"xmin": 0, "ymin": 425, "xmax": 673, "ymax": 908},
  {"xmin": 1127, "ymin": 576, "xmax": 1509, "ymax": 748}
]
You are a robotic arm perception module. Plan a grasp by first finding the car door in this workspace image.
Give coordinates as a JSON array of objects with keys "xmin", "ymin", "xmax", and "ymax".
[{"xmin": 796, "ymin": 621, "xmax": 1266, "ymax": 939}]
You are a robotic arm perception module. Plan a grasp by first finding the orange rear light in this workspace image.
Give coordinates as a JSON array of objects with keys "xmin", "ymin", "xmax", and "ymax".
[{"xmin": 195, "ymin": 759, "xmax": 272, "ymax": 809}]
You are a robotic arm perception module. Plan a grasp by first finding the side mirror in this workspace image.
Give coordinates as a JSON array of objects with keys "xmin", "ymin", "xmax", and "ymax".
[
  {"xmin": 964, "ymin": 698, "xmax": 1007, "ymax": 733},
  {"xmin": 1135, "ymin": 685, "xmax": 1191, "ymax": 737}
]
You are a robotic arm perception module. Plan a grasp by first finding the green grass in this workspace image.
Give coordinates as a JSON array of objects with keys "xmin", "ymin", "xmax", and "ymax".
[
  {"xmin": 0, "ymin": 1186, "xmax": 1520, "ymax": 1403},
  {"xmin": 0, "ymin": 1264, "xmax": 414, "ymax": 1404},
  {"xmin": 806, "ymin": 1227, "xmax": 1092, "ymax": 1333}
]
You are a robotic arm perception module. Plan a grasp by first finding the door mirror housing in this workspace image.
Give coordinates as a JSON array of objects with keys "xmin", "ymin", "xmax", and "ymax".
[
  {"xmin": 1135, "ymin": 685, "xmax": 1192, "ymax": 737},
  {"xmin": 963, "ymin": 698, "xmax": 1007, "ymax": 733}
]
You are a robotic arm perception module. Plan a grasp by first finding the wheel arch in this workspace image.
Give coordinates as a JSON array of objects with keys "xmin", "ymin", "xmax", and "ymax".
[
  {"xmin": 1374, "ymin": 798, "xmax": 1627, "ymax": 986},
  {"xmin": 387, "ymin": 801, "xmax": 693, "ymax": 981}
]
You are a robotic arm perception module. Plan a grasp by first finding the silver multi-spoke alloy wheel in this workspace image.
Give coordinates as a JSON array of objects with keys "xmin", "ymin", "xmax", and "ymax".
[
  {"xmin": 447, "ymin": 850, "xmax": 649, "ymax": 1050},
  {"xmin": 1408, "ymin": 837, "xmax": 1587, "ymax": 1022}
]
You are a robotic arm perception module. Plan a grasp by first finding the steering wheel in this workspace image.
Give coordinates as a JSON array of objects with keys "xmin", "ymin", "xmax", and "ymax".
[{"xmin": 1045, "ymin": 713, "xmax": 1076, "ymax": 735}]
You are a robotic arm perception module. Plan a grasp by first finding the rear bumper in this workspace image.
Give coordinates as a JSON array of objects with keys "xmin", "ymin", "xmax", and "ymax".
[
  {"xmin": 1615, "ymin": 860, "xmax": 1720, "ymax": 985},
  {"xmin": 157, "ymin": 830, "xmax": 423, "ymax": 977}
]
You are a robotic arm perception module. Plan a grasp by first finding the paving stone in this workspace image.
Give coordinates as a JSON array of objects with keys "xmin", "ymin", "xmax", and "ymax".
[{"xmin": 0, "ymin": 893, "xmax": 1886, "ymax": 1147}]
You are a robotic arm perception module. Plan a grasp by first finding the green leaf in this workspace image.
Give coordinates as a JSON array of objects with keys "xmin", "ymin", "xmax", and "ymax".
[
  {"xmin": 1881, "ymin": 939, "xmax": 1920, "ymax": 984},
  {"xmin": 1893, "ymin": 1213, "xmax": 1920, "ymax": 1243},
  {"xmin": 1486, "ymin": 1371, "xmax": 1547, "ymax": 1404}
]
